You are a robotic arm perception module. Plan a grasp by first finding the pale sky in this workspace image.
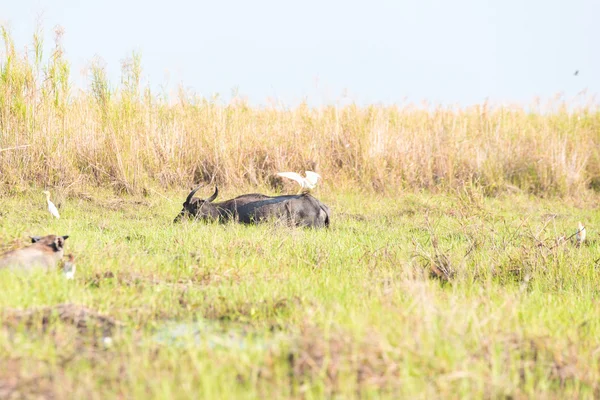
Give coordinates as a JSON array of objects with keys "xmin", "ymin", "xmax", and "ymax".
[{"xmin": 1, "ymin": 0, "xmax": 598, "ymax": 107}]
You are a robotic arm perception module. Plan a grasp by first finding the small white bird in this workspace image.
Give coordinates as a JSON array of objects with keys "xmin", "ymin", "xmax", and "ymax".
[
  {"xmin": 276, "ymin": 171, "xmax": 321, "ymax": 193},
  {"xmin": 102, "ymin": 336, "xmax": 113, "ymax": 348},
  {"xmin": 576, "ymin": 221, "xmax": 586, "ymax": 246},
  {"xmin": 42, "ymin": 190, "xmax": 60, "ymax": 219},
  {"xmin": 63, "ymin": 253, "xmax": 76, "ymax": 280}
]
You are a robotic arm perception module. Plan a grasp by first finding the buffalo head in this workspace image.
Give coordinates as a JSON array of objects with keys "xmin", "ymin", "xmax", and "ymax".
[
  {"xmin": 30, "ymin": 235, "xmax": 69, "ymax": 252},
  {"xmin": 173, "ymin": 186, "xmax": 220, "ymax": 222}
]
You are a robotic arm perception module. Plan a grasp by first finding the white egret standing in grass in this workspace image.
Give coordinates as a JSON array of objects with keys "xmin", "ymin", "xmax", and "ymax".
[
  {"xmin": 276, "ymin": 171, "xmax": 321, "ymax": 194},
  {"xmin": 42, "ymin": 190, "xmax": 60, "ymax": 219},
  {"xmin": 576, "ymin": 221, "xmax": 586, "ymax": 246}
]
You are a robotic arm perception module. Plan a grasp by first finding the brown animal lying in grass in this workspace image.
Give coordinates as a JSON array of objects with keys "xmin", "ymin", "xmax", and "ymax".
[{"xmin": 0, "ymin": 235, "xmax": 69, "ymax": 272}]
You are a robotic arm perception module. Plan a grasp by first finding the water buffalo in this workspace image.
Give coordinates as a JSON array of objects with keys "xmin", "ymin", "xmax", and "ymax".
[
  {"xmin": 174, "ymin": 186, "xmax": 330, "ymax": 228},
  {"xmin": 0, "ymin": 234, "xmax": 69, "ymax": 272}
]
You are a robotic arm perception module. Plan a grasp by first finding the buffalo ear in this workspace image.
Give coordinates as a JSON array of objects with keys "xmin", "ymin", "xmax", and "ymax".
[
  {"xmin": 30, "ymin": 236, "xmax": 42, "ymax": 243},
  {"xmin": 173, "ymin": 211, "xmax": 185, "ymax": 223}
]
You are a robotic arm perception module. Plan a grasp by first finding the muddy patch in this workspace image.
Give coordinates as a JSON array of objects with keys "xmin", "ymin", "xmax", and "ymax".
[
  {"xmin": 288, "ymin": 322, "xmax": 401, "ymax": 395},
  {"xmin": 0, "ymin": 359, "xmax": 55, "ymax": 400},
  {"xmin": 2, "ymin": 303, "xmax": 120, "ymax": 338}
]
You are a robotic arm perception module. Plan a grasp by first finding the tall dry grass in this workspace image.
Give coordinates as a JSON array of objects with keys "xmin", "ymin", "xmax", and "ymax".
[{"xmin": 1, "ymin": 26, "xmax": 599, "ymax": 196}]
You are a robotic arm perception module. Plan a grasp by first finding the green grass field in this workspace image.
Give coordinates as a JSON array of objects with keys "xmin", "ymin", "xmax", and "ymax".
[
  {"xmin": 1, "ymin": 187, "xmax": 599, "ymax": 399},
  {"xmin": 2, "ymin": 25, "xmax": 600, "ymax": 399}
]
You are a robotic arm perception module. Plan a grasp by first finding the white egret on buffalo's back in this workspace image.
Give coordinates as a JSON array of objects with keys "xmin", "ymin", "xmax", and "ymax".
[
  {"xmin": 42, "ymin": 190, "xmax": 60, "ymax": 219},
  {"xmin": 276, "ymin": 171, "xmax": 321, "ymax": 193}
]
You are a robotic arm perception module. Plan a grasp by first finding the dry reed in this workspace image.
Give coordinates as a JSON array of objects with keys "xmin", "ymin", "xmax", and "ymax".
[{"xmin": 1, "ymin": 26, "xmax": 599, "ymax": 196}]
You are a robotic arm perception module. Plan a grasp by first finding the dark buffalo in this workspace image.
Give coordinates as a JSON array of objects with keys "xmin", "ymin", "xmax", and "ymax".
[{"xmin": 174, "ymin": 186, "xmax": 330, "ymax": 228}]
